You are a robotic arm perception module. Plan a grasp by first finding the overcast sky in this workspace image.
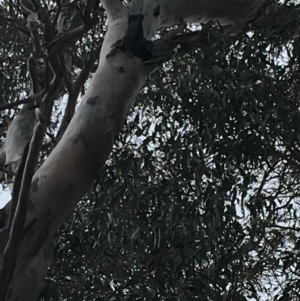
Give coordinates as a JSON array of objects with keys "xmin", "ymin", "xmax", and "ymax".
[{"xmin": 0, "ymin": 189, "xmax": 10, "ymax": 209}]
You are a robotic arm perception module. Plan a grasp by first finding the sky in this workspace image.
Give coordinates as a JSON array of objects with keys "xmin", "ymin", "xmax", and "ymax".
[{"xmin": 0, "ymin": 189, "xmax": 10, "ymax": 209}]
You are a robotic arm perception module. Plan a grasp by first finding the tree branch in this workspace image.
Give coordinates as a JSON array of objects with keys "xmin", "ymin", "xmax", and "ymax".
[
  {"xmin": 56, "ymin": 43, "xmax": 102, "ymax": 141},
  {"xmin": 72, "ymin": 54, "xmax": 98, "ymax": 73},
  {"xmin": 148, "ymin": 1, "xmax": 283, "ymax": 66},
  {"xmin": 149, "ymin": 24, "xmax": 212, "ymax": 65},
  {"xmin": 0, "ymin": 89, "xmax": 47, "ymax": 111},
  {"xmin": 8, "ymin": 141, "xmax": 30, "ymax": 232},
  {"xmin": 0, "ymin": 166, "xmax": 15, "ymax": 178},
  {"xmin": 50, "ymin": 17, "xmax": 99, "ymax": 53},
  {"xmin": 0, "ymin": 101, "xmax": 47, "ymax": 300},
  {"xmin": 0, "ymin": 16, "xmax": 29, "ymax": 36},
  {"xmin": 100, "ymin": 0, "xmax": 126, "ymax": 21}
]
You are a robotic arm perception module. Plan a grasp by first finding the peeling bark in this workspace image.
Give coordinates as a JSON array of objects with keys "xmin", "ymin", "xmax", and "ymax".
[
  {"xmin": 0, "ymin": 104, "xmax": 36, "ymax": 188},
  {"xmin": 0, "ymin": 0, "xmax": 271, "ymax": 300}
]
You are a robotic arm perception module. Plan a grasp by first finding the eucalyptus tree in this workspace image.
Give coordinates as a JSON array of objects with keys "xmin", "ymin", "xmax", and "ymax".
[{"xmin": 0, "ymin": 0, "xmax": 299, "ymax": 300}]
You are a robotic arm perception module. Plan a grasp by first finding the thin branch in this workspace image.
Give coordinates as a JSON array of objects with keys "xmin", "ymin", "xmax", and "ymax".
[
  {"xmin": 50, "ymin": 18, "xmax": 98, "ymax": 52},
  {"xmin": 72, "ymin": 54, "xmax": 98, "ymax": 73},
  {"xmin": 8, "ymin": 140, "xmax": 30, "ymax": 231},
  {"xmin": 266, "ymin": 224, "xmax": 300, "ymax": 231},
  {"xmin": 84, "ymin": 0, "xmax": 95, "ymax": 20},
  {"xmin": 0, "ymin": 166, "xmax": 15, "ymax": 177},
  {"xmin": 0, "ymin": 89, "xmax": 47, "ymax": 111},
  {"xmin": 56, "ymin": 43, "xmax": 102, "ymax": 141},
  {"xmin": 28, "ymin": 0, "xmax": 62, "ymax": 80},
  {"xmin": 44, "ymin": 75, "xmax": 63, "ymax": 120},
  {"xmin": 27, "ymin": 16, "xmax": 41, "ymax": 60},
  {"xmin": 149, "ymin": 23, "xmax": 212, "ymax": 66},
  {"xmin": 27, "ymin": 57, "xmax": 41, "ymax": 96},
  {"xmin": 256, "ymin": 162, "xmax": 277, "ymax": 196},
  {"xmin": 8, "ymin": 0, "xmax": 15, "ymax": 16},
  {"xmin": 0, "ymin": 16, "xmax": 29, "ymax": 36},
  {"xmin": 53, "ymin": 0, "xmax": 62, "ymax": 30},
  {"xmin": 56, "ymin": 25, "xmax": 85, "ymax": 45},
  {"xmin": 0, "ymin": 101, "xmax": 46, "ymax": 299},
  {"xmin": 59, "ymin": 52, "xmax": 73, "ymax": 97}
]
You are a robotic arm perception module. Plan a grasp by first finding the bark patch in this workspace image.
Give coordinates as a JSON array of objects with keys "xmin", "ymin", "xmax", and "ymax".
[
  {"xmin": 118, "ymin": 14, "xmax": 153, "ymax": 61},
  {"xmin": 118, "ymin": 66, "xmax": 125, "ymax": 73},
  {"xmin": 24, "ymin": 218, "xmax": 37, "ymax": 240},
  {"xmin": 86, "ymin": 96, "xmax": 98, "ymax": 106},
  {"xmin": 106, "ymin": 47, "xmax": 119, "ymax": 58},
  {"xmin": 27, "ymin": 198, "xmax": 34, "ymax": 210},
  {"xmin": 26, "ymin": 210, "xmax": 54, "ymax": 258},
  {"xmin": 153, "ymin": 5, "xmax": 160, "ymax": 17},
  {"xmin": 30, "ymin": 177, "xmax": 39, "ymax": 193},
  {"xmin": 72, "ymin": 133, "xmax": 85, "ymax": 145}
]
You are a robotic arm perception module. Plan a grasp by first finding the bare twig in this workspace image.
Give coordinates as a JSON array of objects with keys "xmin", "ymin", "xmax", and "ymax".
[
  {"xmin": 0, "ymin": 89, "xmax": 47, "ymax": 111},
  {"xmin": 0, "ymin": 16, "xmax": 29, "ymax": 36},
  {"xmin": 26, "ymin": 0, "xmax": 63, "ymax": 80},
  {"xmin": 44, "ymin": 75, "xmax": 63, "ymax": 119},
  {"xmin": 266, "ymin": 224, "xmax": 300, "ymax": 231},
  {"xmin": 56, "ymin": 43, "xmax": 102, "ymax": 141},
  {"xmin": 50, "ymin": 18, "xmax": 98, "ymax": 53},
  {"xmin": 59, "ymin": 53, "xmax": 73, "ymax": 96},
  {"xmin": 72, "ymin": 54, "xmax": 98, "ymax": 73},
  {"xmin": 73, "ymin": 43, "xmax": 101, "ymax": 98},
  {"xmin": 8, "ymin": 140, "xmax": 30, "ymax": 231},
  {"xmin": 8, "ymin": 0, "xmax": 15, "ymax": 16},
  {"xmin": 0, "ymin": 166, "xmax": 15, "ymax": 177},
  {"xmin": 149, "ymin": 23, "xmax": 212, "ymax": 66},
  {"xmin": 53, "ymin": 0, "xmax": 62, "ymax": 30},
  {"xmin": 27, "ymin": 57, "xmax": 41, "ymax": 95}
]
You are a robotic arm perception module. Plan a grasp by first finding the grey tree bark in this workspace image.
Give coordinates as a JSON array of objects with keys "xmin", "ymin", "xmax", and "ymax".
[{"xmin": 0, "ymin": 0, "xmax": 271, "ymax": 300}]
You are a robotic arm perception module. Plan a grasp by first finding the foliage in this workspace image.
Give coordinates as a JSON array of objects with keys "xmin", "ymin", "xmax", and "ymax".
[{"xmin": 2, "ymin": 0, "xmax": 300, "ymax": 300}]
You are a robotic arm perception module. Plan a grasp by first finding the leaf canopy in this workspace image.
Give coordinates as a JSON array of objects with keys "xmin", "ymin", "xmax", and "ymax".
[{"xmin": 1, "ymin": 0, "xmax": 300, "ymax": 300}]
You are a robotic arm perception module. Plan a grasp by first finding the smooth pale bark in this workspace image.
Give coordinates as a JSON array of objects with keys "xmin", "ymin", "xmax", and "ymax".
[
  {"xmin": 140, "ymin": 0, "xmax": 267, "ymax": 39},
  {"xmin": 0, "ymin": 104, "xmax": 36, "ymax": 188},
  {"xmin": 0, "ymin": 0, "xmax": 269, "ymax": 300}
]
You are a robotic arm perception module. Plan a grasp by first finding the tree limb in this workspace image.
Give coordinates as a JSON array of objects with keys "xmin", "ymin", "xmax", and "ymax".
[
  {"xmin": 0, "ymin": 166, "xmax": 15, "ymax": 177},
  {"xmin": 0, "ymin": 90, "xmax": 47, "ymax": 111},
  {"xmin": 56, "ymin": 42, "xmax": 102, "ymax": 141},
  {"xmin": 0, "ymin": 138, "xmax": 29, "ymax": 299},
  {"xmin": 149, "ymin": 24, "xmax": 212, "ymax": 65},
  {"xmin": 72, "ymin": 54, "xmax": 98, "ymax": 73},
  {"xmin": 100, "ymin": 0, "xmax": 126, "ymax": 21},
  {"xmin": 50, "ymin": 19, "xmax": 99, "ymax": 52},
  {"xmin": 0, "ymin": 101, "xmax": 46, "ymax": 300},
  {"xmin": 0, "ymin": 16, "xmax": 29, "ymax": 36}
]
